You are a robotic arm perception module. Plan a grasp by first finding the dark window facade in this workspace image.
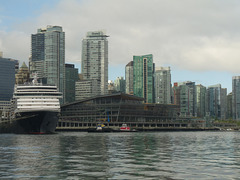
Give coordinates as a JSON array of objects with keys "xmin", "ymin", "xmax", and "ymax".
[{"xmin": 0, "ymin": 58, "xmax": 15, "ymax": 101}]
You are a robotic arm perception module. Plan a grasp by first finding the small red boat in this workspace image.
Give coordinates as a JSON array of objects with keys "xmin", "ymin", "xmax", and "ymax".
[{"xmin": 120, "ymin": 124, "xmax": 131, "ymax": 131}]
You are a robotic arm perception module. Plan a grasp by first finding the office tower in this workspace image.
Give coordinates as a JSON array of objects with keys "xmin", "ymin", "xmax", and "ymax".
[
  {"xmin": 154, "ymin": 66, "xmax": 171, "ymax": 104},
  {"xmin": 206, "ymin": 84, "xmax": 226, "ymax": 119},
  {"xmin": 30, "ymin": 25, "xmax": 65, "ymax": 103},
  {"xmin": 81, "ymin": 31, "xmax": 109, "ymax": 95},
  {"xmin": 232, "ymin": 76, "xmax": 240, "ymax": 120},
  {"xmin": 196, "ymin": 84, "xmax": 206, "ymax": 118},
  {"xmin": 65, "ymin": 64, "xmax": 79, "ymax": 103},
  {"xmin": 125, "ymin": 61, "xmax": 134, "ymax": 94},
  {"xmin": 15, "ymin": 62, "xmax": 30, "ymax": 85},
  {"xmin": 133, "ymin": 54, "xmax": 154, "ymax": 103},
  {"xmin": 0, "ymin": 58, "xmax": 15, "ymax": 101},
  {"xmin": 114, "ymin": 77, "xmax": 125, "ymax": 93}
]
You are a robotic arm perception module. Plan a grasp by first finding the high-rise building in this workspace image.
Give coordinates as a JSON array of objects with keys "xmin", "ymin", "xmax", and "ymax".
[
  {"xmin": 154, "ymin": 66, "xmax": 171, "ymax": 104},
  {"xmin": 174, "ymin": 81, "xmax": 196, "ymax": 117},
  {"xmin": 232, "ymin": 76, "xmax": 240, "ymax": 120},
  {"xmin": 133, "ymin": 54, "xmax": 154, "ymax": 103},
  {"xmin": 81, "ymin": 31, "xmax": 109, "ymax": 95},
  {"xmin": 206, "ymin": 84, "xmax": 226, "ymax": 119},
  {"xmin": 114, "ymin": 77, "xmax": 125, "ymax": 93},
  {"xmin": 30, "ymin": 25, "xmax": 65, "ymax": 103},
  {"xmin": 125, "ymin": 61, "xmax": 134, "ymax": 94},
  {"xmin": 196, "ymin": 84, "xmax": 206, "ymax": 118},
  {"xmin": 221, "ymin": 88, "xmax": 227, "ymax": 120},
  {"xmin": 0, "ymin": 51, "xmax": 3, "ymax": 58},
  {"xmin": 65, "ymin": 64, "xmax": 79, "ymax": 103},
  {"xmin": 227, "ymin": 93, "xmax": 232, "ymax": 119}
]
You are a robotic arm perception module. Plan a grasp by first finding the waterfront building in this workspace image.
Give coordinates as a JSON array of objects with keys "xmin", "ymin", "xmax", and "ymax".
[
  {"xmin": 232, "ymin": 76, "xmax": 240, "ymax": 120},
  {"xmin": 114, "ymin": 77, "xmax": 125, "ymax": 93},
  {"xmin": 58, "ymin": 93, "xmax": 185, "ymax": 130},
  {"xmin": 75, "ymin": 80, "xmax": 98, "ymax": 101},
  {"xmin": 154, "ymin": 67, "xmax": 171, "ymax": 104},
  {"xmin": 196, "ymin": 84, "xmax": 206, "ymax": 118},
  {"xmin": 227, "ymin": 93, "xmax": 232, "ymax": 119},
  {"xmin": 125, "ymin": 61, "xmax": 134, "ymax": 94},
  {"xmin": 81, "ymin": 31, "xmax": 109, "ymax": 95},
  {"xmin": 133, "ymin": 54, "xmax": 154, "ymax": 103},
  {"xmin": 30, "ymin": 25, "xmax": 65, "ymax": 103},
  {"xmin": 15, "ymin": 62, "xmax": 30, "ymax": 85},
  {"xmin": 65, "ymin": 64, "xmax": 79, "ymax": 103},
  {"xmin": 206, "ymin": 84, "xmax": 227, "ymax": 119}
]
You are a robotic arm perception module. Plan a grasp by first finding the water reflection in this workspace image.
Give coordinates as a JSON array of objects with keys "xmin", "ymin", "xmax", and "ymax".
[{"xmin": 0, "ymin": 132, "xmax": 240, "ymax": 179}]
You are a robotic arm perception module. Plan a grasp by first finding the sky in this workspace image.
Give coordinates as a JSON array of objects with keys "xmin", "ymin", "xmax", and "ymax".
[{"xmin": 0, "ymin": 0, "xmax": 240, "ymax": 93}]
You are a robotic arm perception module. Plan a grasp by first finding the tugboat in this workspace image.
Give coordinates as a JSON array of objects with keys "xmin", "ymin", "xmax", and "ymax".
[{"xmin": 11, "ymin": 74, "xmax": 62, "ymax": 134}]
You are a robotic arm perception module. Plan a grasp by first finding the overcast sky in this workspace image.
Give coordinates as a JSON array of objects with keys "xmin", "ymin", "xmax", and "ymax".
[{"xmin": 0, "ymin": 0, "xmax": 240, "ymax": 93}]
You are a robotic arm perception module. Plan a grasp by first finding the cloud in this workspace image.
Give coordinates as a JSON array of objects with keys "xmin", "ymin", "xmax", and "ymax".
[
  {"xmin": 1, "ymin": 0, "xmax": 240, "ymax": 72},
  {"xmin": 0, "ymin": 30, "xmax": 30, "ymax": 62}
]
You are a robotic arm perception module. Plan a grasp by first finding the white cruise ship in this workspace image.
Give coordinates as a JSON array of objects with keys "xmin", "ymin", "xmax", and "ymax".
[{"xmin": 11, "ymin": 76, "xmax": 62, "ymax": 134}]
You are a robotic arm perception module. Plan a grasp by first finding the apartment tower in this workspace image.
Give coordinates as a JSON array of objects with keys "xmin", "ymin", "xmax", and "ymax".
[
  {"xmin": 154, "ymin": 66, "xmax": 171, "ymax": 104},
  {"xmin": 30, "ymin": 25, "xmax": 65, "ymax": 103},
  {"xmin": 81, "ymin": 31, "xmax": 109, "ymax": 95}
]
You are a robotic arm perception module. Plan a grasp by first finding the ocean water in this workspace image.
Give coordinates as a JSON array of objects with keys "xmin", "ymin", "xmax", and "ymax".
[{"xmin": 0, "ymin": 131, "xmax": 240, "ymax": 179}]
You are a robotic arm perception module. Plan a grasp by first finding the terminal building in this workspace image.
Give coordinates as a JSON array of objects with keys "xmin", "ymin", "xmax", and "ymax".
[{"xmin": 57, "ymin": 93, "xmax": 205, "ymax": 131}]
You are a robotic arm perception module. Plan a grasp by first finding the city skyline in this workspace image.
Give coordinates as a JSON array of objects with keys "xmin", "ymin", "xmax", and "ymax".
[{"xmin": 0, "ymin": 0, "xmax": 240, "ymax": 93}]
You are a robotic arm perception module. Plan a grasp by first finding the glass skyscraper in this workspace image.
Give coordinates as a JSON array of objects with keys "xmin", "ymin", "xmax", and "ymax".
[
  {"xmin": 133, "ymin": 54, "xmax": 154, "ymax": 103},
  {"xmin": 81, "ymin": 31, "xmax": 109, "ymax": 95},
  {"xmin": 30, "ymin": 25, "xmax": 65, "ymax": 103}
]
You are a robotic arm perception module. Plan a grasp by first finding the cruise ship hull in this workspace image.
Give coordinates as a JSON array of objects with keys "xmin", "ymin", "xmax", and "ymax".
[{"xmin": 11, "ymin": 111, "xmax": 59, "ymax": 134}]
